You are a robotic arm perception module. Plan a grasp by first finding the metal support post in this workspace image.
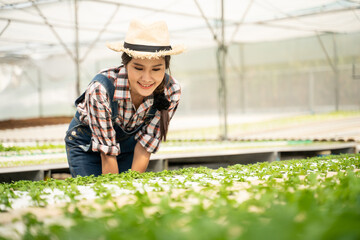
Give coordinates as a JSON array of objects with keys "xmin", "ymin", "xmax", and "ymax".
[
  {"xmin": 316, "ymin": 32, "xmax": 339, "ymax": 111},
  {"xmin": 37, "ymin": 67, "xmax": 43, "ymax": 117},
  {"xmin": 332, "ymin": 33, "xmax": 339, "ymax": 111},
  {"xmin": 74, "ymin": 0, "xmax": 80, "ymax": 97},
  {"xmin": 239, "ymin": 43, "xmax": 245, "ymax": 113},
  {"xmin": 308, "ymin": 71, "xmax": 314, "ymax": 114},
  {"xmin": 218, "ymin": 0, "xmax": 228, "ymax": 140}
]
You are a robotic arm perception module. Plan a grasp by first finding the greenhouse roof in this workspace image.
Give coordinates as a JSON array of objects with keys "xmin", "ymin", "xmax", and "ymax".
[{"xmin": 0, "ymin": 0, "xmax": 359, "ymax": 60}]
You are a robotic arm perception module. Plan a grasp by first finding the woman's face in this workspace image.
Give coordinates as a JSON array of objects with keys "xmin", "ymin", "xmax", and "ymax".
[{"xmin": 126, "ymin": 57, "xmax": 165, "ymax": 100}]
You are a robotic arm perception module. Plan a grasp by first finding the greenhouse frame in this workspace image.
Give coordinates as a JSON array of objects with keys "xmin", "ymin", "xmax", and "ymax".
[{"xmin": 0, "ymin": 0, "xmax": 360, "ymax": 139}]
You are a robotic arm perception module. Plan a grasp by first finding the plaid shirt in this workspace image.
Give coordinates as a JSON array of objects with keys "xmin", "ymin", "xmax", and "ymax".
[{"xmin": 76, "ymin": 65, "xmax": 181, "ymax": 155}]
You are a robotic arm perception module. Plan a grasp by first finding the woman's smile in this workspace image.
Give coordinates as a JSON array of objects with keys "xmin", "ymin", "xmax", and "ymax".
[{"xmin": 137, "ymin": 81, "xmax": 155, "ymax": 89}]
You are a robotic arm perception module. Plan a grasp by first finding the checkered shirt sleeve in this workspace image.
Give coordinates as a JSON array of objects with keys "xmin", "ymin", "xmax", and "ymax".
[{"xmin": 86, "ymin": 82, "xmax": 120, "ymax": 156}]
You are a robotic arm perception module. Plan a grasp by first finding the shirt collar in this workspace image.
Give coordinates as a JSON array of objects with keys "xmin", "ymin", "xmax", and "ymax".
[
  {"xmin": 114, "ymin": 66, "xmax": 131, "ymax": 100},
  {"xmin": 137, "ymin": 95, "xmax": 154, "ymax": 113}
]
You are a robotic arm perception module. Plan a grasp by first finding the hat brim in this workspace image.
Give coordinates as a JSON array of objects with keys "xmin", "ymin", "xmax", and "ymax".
[{"xmin": 106, "ymin": 42, "xmax": 185, "ymax": 59}]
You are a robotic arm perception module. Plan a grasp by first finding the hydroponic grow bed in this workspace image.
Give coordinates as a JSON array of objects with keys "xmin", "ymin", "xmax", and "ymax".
[
  {"xmin": 0, "ymin": 154, "xmax": 359, "ymax": 239},
  {"xmin": 0, "ymin": 140, "xmax": 347, "ymax": 168}
]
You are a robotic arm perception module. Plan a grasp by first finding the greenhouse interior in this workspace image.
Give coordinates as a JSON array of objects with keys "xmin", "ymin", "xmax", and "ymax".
[{"xmin": 0, "ymin": 0, "xmax": 360, "ymax": 239}]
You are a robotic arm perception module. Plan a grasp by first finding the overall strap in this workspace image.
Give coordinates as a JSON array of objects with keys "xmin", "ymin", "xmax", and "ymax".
[
  {"xmin": 143, "ymin": 105, "xmax": 157, "ymax": 125},
  {"xmin": 74, "ymin": 74, "xmax": 118, "ymax": 119}
]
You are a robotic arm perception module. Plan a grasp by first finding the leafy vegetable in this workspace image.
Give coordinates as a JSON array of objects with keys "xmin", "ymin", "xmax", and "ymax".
[{"xmin": 0, "ymin": 154, "xmax": 359, "ymax": 240}]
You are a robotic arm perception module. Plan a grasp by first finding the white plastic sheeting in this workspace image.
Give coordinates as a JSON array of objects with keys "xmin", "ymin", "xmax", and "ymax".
[
  {"xmin": 0, "ymin": 0, "xmax": 359, "ymax": 58},
  {"xmin": 0, "ymin": 0, "xmax": 359, "ymax": 131}
]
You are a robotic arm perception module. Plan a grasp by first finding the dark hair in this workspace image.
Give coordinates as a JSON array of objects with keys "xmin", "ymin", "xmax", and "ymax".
[{"xmin": 121, "ymin": 52, "xmax": 171, "ymax": 141}]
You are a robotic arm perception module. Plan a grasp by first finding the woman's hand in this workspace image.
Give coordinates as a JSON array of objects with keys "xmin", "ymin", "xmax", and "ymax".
[
  {"xmin": 132, "ymin": 142, "xmax": 151, "ymax": 173},
  {"xmin": 101, "ymin": 152, "xmax": 119, "ymax": 174}
]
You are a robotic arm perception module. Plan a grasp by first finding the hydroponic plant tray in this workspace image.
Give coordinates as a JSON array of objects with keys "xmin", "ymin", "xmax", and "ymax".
[
  {"xmin": 0, "ymin": 154, "xmax": 359, "ymax": 239},
  {"xmin": 0, "ymin": 140, "xmax": 347, "ymax": 168}
]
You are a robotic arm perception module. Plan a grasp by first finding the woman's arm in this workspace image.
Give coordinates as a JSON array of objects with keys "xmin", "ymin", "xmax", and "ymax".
[
  {"xmin": 101, "ymin": 152, "xmax": 119, "ymax": 174},
  {"xmin": 131, "ymin": 141, "xmax": 151, "ymax": 173}
]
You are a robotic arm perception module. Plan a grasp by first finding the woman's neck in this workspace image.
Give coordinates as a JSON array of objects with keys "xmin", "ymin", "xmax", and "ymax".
[{"xmin": 130, "ymin": 90, "xmax": 144, "ymax": 110}]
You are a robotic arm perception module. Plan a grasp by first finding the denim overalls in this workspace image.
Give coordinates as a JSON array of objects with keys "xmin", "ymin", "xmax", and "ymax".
[{"xmin": 65, "ymin": 74, "xmax": 156, "ymax": 177}]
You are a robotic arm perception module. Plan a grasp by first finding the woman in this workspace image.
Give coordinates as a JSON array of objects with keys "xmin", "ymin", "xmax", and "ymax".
[{"xmin": 65, "ymin": 20, "xmax": 184, "ymax": 177}]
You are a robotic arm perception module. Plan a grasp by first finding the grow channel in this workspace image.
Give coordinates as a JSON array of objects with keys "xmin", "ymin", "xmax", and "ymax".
[
  {"xmin": 0, "ymin": 154, "xmax": 359, "ymax": 239},
  {"xmin": 0, "ymin": 140, "xmax": 329, "ymax": 168}
]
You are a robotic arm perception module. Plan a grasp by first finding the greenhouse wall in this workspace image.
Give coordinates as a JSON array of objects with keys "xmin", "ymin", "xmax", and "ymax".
[
  {"xmin": 173, "ymin": 32, "xmax": 360, "ymax": 115},
  {"xmin": 0, "ymin": 32, "xmax": 359, "ymax": 120}
]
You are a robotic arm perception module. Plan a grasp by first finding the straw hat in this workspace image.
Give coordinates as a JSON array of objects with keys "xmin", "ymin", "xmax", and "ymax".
[{"xmin": 106, "ymin": 20, "xmax": 185, "ymax": 59}]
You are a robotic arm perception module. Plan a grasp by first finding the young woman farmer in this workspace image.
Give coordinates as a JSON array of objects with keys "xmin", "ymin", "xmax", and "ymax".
[{"xmin": 65, "ymin": 20, "xmax": 184, "ymax": 177}]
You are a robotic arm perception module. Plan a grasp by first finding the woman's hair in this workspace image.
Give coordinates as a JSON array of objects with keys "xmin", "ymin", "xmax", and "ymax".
[{"xmin": 121, "ymin": 52, "xmax": 171, "ymax": 142}]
